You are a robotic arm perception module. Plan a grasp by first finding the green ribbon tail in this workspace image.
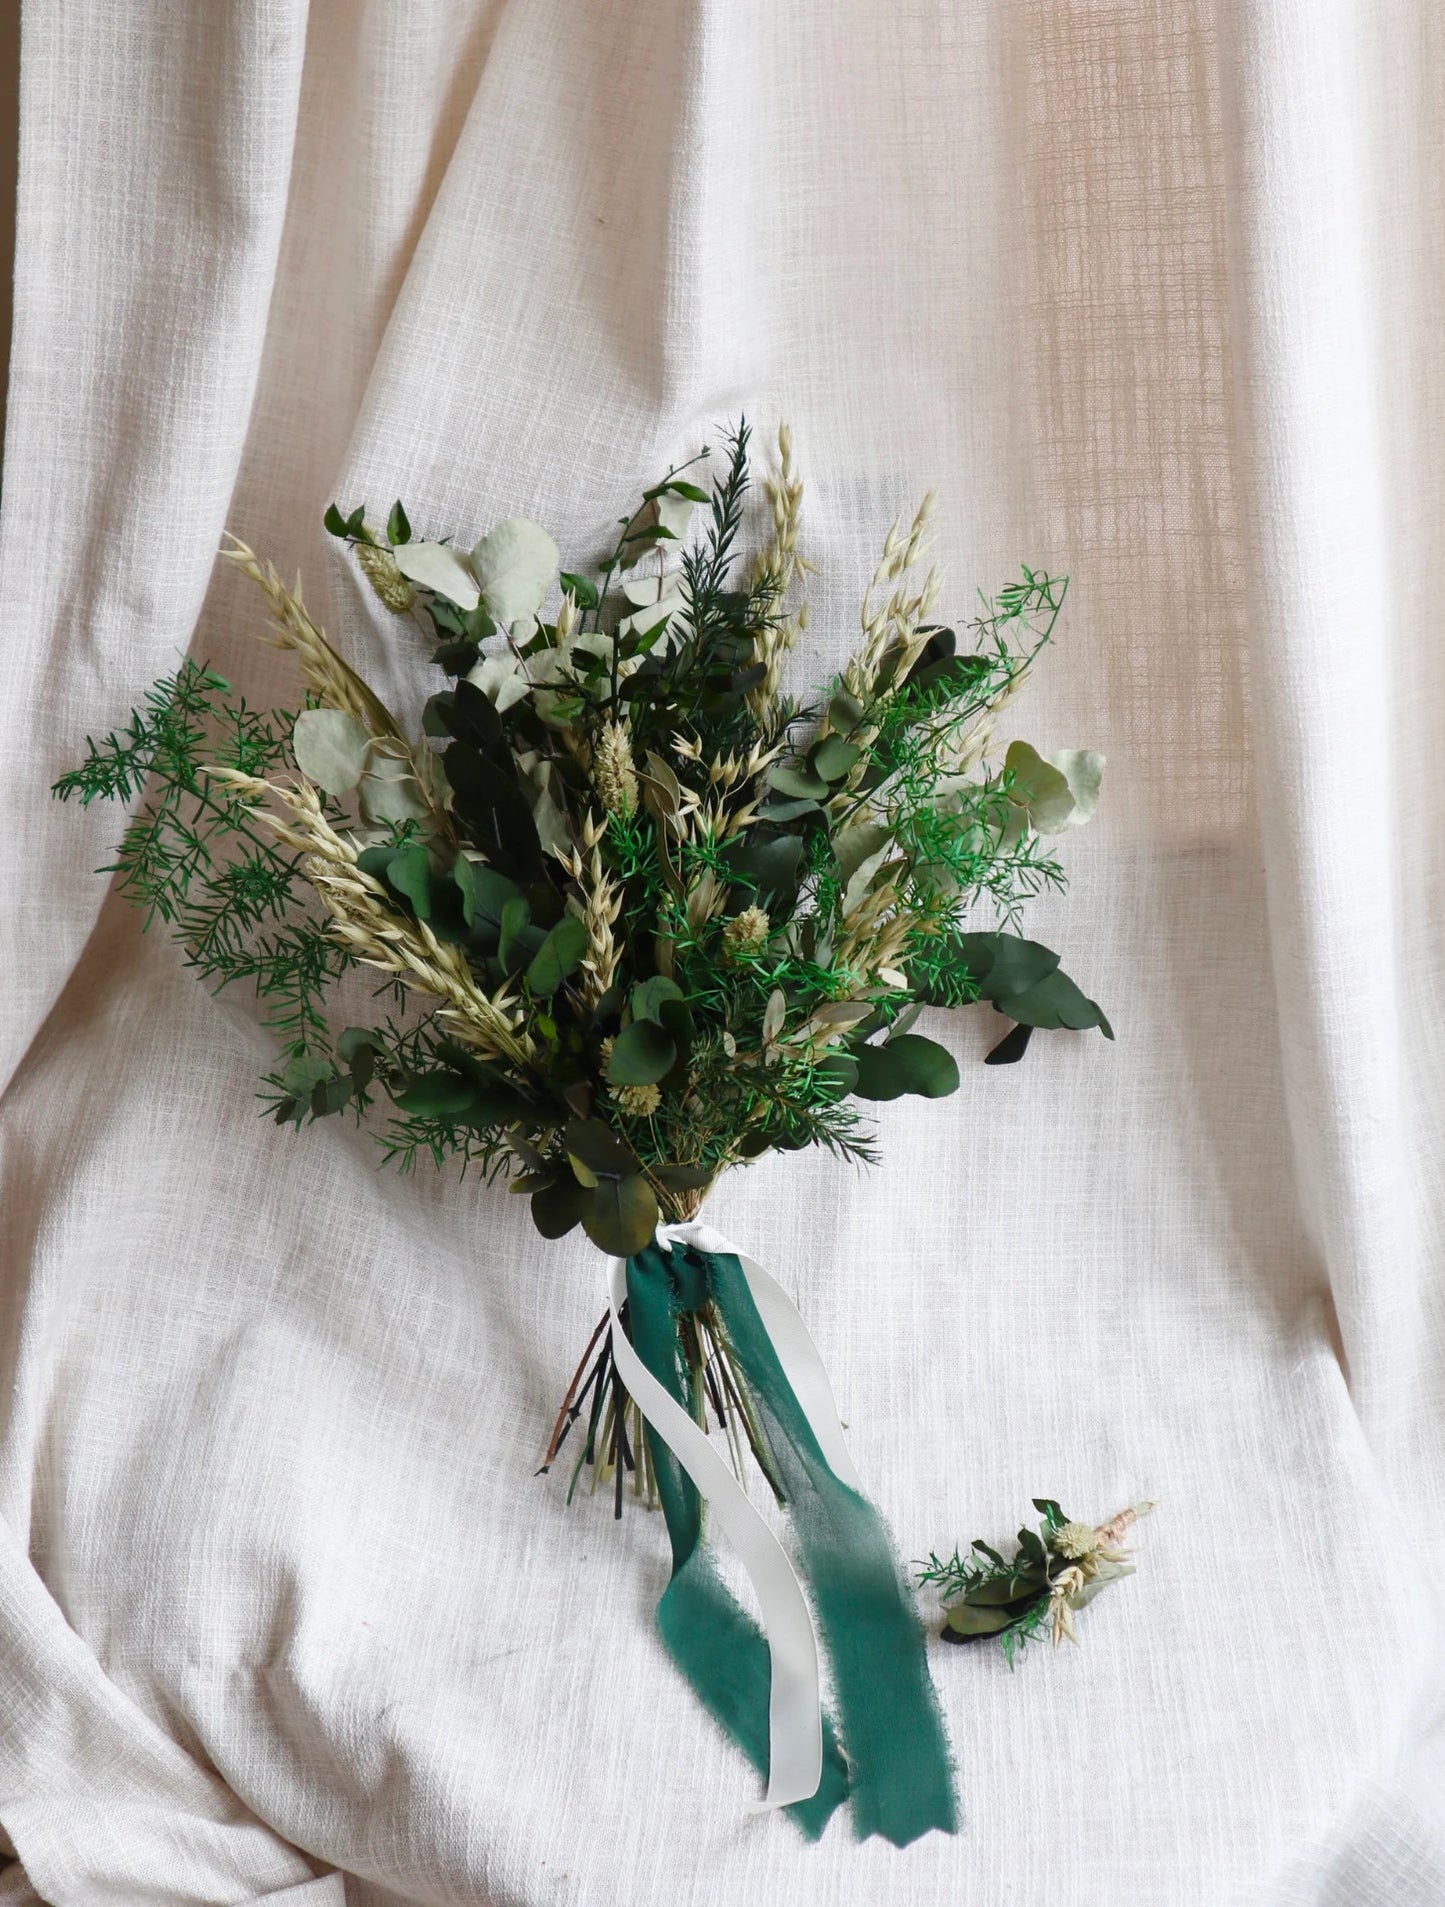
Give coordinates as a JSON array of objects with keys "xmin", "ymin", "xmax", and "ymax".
[
  {"xmin": 625, "ymin": 1246, "xmax": 850, "ymax": 1841},
  {"xmin": 625, "ymin": 1242, "xmax": 958, "ymax": 1847}
]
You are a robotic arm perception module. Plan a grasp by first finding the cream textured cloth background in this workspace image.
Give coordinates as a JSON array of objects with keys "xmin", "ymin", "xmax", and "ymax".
[{"xmin": 2, "ymin": 2, "xmax": 1443, "ymax": 1901}]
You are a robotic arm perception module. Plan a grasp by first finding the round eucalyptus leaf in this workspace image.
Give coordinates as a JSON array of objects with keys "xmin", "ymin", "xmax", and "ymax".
[
  {"xmin": 471, "ymin": 518, "xmax": 559, "ymax": 625},
  {"xmin": 292, "ymin": 708, "xmax": 372, "ymax": 797},
  {"xmin": 607, "ymin": 1019, "xmax": 676, "ymax": 1086},
  {"xmin": 768, "ymin": 763, "xmax": 830, "ymax": 802},
  {"xmin": 584, "ymin": 1173, "xmax": 659, "ymax": 1257},
  {"xmin": 1050, "ymin": 748, "xmax": 1105, "ymax": 827},
  {"xmin": 1004, "ymin": 740, "xmax": 1077, "ymax": 833},
  {"xmin": 531, "ymin": 1176, "xmax": 590, "ymax": 1241},
  {"xmin": 384, "ymin": 843, "xmax": 432, "ymax": 919},
  {"xmin": 811, "ymin": 735, "xmax": 861, "ymax": 783},
  {"xmin": 394, "ymin": 1072, "xmax": 476, "ymax": 1118},
  {"xmin": 852, "ymin": 1033, "xmax": 960, "ymax": 1101},
  {"xmin": 526, "ymin": 914, "xmax": 587, "ymax": 996},
  {"xmin": 564, "ymin": 1117, "xmax": 638, "ymax": 1183},
  {"xmin": 630, "ymin": 975, "xmax": 685, "ymax": 1024},
  {"xmin": 392, "ymin": 539, "xmax": 482, "ymax": 611}
]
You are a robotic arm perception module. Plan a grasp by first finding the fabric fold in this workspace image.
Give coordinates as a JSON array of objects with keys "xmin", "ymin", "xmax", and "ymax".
[{"xmin": 0, "ymin": 1516, "xmax": 346, "ymax": 1907}]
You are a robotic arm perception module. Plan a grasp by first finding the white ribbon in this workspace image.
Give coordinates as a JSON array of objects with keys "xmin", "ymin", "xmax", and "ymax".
[{"xmin": 604, "ymin": 1220, "xmax": 860, "ymax": 1810}]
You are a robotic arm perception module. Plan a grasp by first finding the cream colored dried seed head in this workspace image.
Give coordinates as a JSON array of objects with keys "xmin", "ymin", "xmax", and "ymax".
[
  {"xmin": 593, "ymin": 719, "xmax": 639, "ymax": 817},
  {"xmin": 613, "ymin": 1081, "xmax": 661, "ymax": 1118},
  {"xmin": 723, "ymin": 905, "xmax": 771, "ymax": 957},
  {"xmin": 356, "ymin": 539, "xmax": 416, "ymax": 614},
  {"xmin": 1050, "ymin": 1521, "xmax": 1100, "ymax": 1561},
  {"xmin": 554, "ymin": 588, "xmax": 581, "ymax": 648}
]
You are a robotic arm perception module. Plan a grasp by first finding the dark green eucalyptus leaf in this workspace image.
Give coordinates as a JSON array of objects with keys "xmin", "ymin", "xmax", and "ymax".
[
  {"xmin": 759, "ymin": 796, "xmax": 821, "ymax": 825},
  {"xmin": 630, "ymin": 975, "xmax": 685, "ymax": 1024},
  {"xmin": 653, "ymin": 1163, "xmax": 713, "ymax": 1192},
  {"xmin": 815, "ymin": 1052, "xmax": 859, "ymax": 1099},
  {"xmin": 337, "ymin": 1026, "xmax": 378, "ymax": 1067},
  {"xmin": 811, "ymin": 735, "xmax": 861, "ymax": 783},
  {"xmin": 950, "ymin": 933, "xmax": 1061, "ymax": 999},
  {"xmin": 963, "ymin": 1570, "xmax": 1048, "ymax": 1607},
  {"xmin": 309, "ymin": 1073, "xmax": 353, "ymax": 1118},
  {"xmin": 944, "ymin": 1602, "xmax": 1020, "ymax": 1638},
  {"xmin": 1032, "ymin": 1499, "xmax": 1066, "ymax": 1528},
  {"xmin": 323, "ymin": 502, "xmax": 349, "ymax": 538},
  {"xmin": 607, "ymin": 1019, "xmax": 676, "ymax": 1086},
  {"xmin": 394, "ymin": 1072, "xmax": 477, "ymax": 1118},
  {"xmin": 768, "ymin": 763, "xmax": 830, "ymax": 802},
  {"xmin": 984, "ymin": 1022, "xmax": 1034, "ymax": 1065},
  {"xmin": 723, "ymin": 831, "xmax": 803, "ymax": 906},
  {"xmin": 532, "ymin": 1175, "xmax": 590, "ymax": 1240},
  {"xmin": 385, "ymin": 843, "xmax": 432, "ymax": 919},
  {"xmin": 584, "ymin": 1173, "xmax": 659, "ymax": 1257},
  {"xmin": 509, "ymin": 1169, "xmax": 557, "ymax": 1195},
  {"xmin": 454, "ymin": 1083, "xmax": 533, "ymax": 1130},
  {"xmin": 564, "ymin": 1117, "xmax": 639, "ymax": 1184},
  {"xmin": 1016, "ymin": 1527, "xmax": 1048, "ymax": 1567},
  {"xmin": 387, "ymin": 500, "xmax": 411, "ymax": 545},
  {"xmin": 526, "ymin": 914, "xmax": 587, "ymax": 996},
  {"xmin": 432, "ymin": 639, "xmax": 479, "ymax": 676},
  {"xmin": 851, "ymin": 1033, "xmax": 960, "ymax": 1101},
  {"xmin": 498, "ymin": 895, "xmax": 532, "ymax": 973},
  {"xmin": 998, "ymin": 967, "xmax": 1110, "ymax": 1034},
  {"xmin": 280, "ymin": 1053, "xmax": 333, "ymax": 1097},
  {"xmin": 828, "ymin": 688, "xmax": 866, "ymax": 731}
]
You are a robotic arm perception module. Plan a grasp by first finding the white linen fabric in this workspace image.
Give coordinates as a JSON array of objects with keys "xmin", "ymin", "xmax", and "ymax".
[{"xmin": 2, "ymin": 1, "xmax": 1443, "ymax": 1901}]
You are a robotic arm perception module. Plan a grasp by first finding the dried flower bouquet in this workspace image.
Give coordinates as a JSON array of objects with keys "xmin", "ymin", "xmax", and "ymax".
[{"xmin": 57, "ymin": 421, "xmax": 1109, "ymax": 1846}]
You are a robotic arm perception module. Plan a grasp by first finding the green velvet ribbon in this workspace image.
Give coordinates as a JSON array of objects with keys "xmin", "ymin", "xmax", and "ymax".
[{"xmin": 625, "ymin": 1241, "xmax": 958, "ymax": 1847}]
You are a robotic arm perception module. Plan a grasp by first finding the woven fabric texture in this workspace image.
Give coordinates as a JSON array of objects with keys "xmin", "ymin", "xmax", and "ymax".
[{"xmin": 1, "ymin": 3, "xmax": 1442, "ymax": 1901}]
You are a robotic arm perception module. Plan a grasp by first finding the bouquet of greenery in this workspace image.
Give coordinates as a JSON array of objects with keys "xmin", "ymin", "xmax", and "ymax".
[{"xmin": 56, "ymin": 421, "xmax": 1108, "ymax": 1846}]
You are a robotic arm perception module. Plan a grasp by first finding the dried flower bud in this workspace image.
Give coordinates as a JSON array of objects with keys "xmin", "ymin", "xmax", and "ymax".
[
  {"xmin": 723, "ymin": 905, "xmax": 770, "ymax": 958},
  {"xmin": 1049, "ymin": 1521, "xmax": 1100, "ymax": 1561},
  {"xmin": 356, "ymin": 539, "xmax": 416, "ymax": 614},
  {"xmin": 593, "ymin": 719, "xmax": 639, "ymax": 817},
  {"xmin": 613, "ymin": 1081, "xmax": 661, "ymax": 1118}
]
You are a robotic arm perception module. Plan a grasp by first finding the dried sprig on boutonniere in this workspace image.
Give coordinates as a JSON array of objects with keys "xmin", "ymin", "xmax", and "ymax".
[
  {"xmin": 55, "ymin": 419, "xmax": 1115, "ymax": 1846},
  {"xmin": 920, "ymin": 1499, "xmax": 1154, "ymax": 1662}
]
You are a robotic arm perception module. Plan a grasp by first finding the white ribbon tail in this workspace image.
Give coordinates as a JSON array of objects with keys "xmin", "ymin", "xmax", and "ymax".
[{"xmin": 606, "ymin": 1253, "xmax": 823, "ymax": 1810}]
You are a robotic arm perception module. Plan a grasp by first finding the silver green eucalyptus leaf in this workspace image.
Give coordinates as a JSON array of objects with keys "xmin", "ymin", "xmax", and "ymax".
[
  {"xmin": 358, "ymin": 749, "xmax": 431, "ymax": 826},
  {"xmin": 1004, "ymin": 740, "xmax": 1077, "ymax": 833},
  {"xmin": 292, "ymin": 708, "xmax": 373, "ymax": 797},
  {"xmin": 516, "ymin": 750, "xmax": 572, "ymax": 861},
  {"xmin": 470, "ymin": 518, "xmax": 559, "ymax": 625},
  {"xmin": 466, "ymin": 650, "xmax": 531, "ymax": 713},
  {"xmin": 618, "ymin": 568, "xmax": 688, "ymax": 641},
  {"xmin": 833, "ymin": 821, "xmax": 891, "ymax": 888},
  {"xmin": 655, "ymin": 490, "xmax": 696, "ymax": 542},
  {"xmin": 1049, "ymin": 748, "xmax": 1104, "ymax": 827},
  {"xmin": 391, "ymin": 539, "xmax": 481, "ymax": 611}
]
